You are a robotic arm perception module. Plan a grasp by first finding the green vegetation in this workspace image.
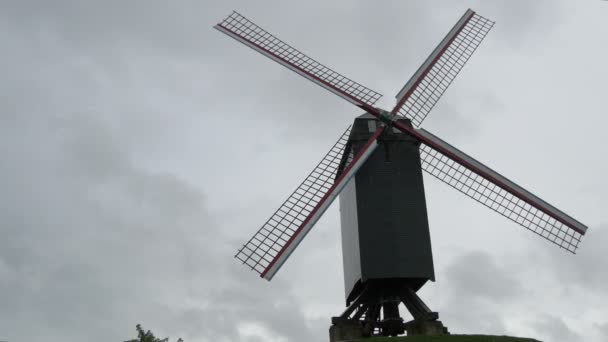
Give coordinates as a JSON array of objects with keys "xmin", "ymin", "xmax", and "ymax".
[
  {"xmin": 124, "ymin": 324, "xmax": 183, "ymax": 342},
  {"xmin": 368, "ymin": 335, "xmax": 541, "ymax": 342}
]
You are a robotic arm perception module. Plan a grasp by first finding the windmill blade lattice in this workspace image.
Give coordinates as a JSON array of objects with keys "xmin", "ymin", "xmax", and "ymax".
[
  {"xmin": 235, "ymin": 126, "xmax": 384, "ymax": 280},
  {"xmin": 217, "ymin": 7, "xmax": 589, "ymax": 289},
  {"xmin": 416, "ymin": 129, "xmax": 585, "ymax": 253},
  {"xmin": 215, "ymin": 11, "xmax": 383, "ymax": 108},
  {"xmin": 392, "ymin": 10, "xmax": 494, "ymax": 127},
  {"xmin": 234, "ymin": 126, "xmax": 351, "ymax": 276}
]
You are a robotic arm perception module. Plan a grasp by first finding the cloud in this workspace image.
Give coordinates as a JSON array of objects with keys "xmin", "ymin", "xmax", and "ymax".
[
  {"xmin": 0, "ymin": 113, "xmax": 210, "ymax": 340},
  {"xmin": 595, "ymin": 321, "xmax": 608, "ymax": 338},
  {"xmin": 433, "ymin": 250, "xmax": 524, "ymax": 335},
  {"xmin": 531, "ymin": 315, "xmax": 581, "ymax": 342},
  {"xmin": 533, "ymin": 225, "xmax": 608, "ymax": 295},
  {"xmin": 445, "ymin": 251, "xmax": 524, "ymax": 302},
  {"xmin": 0, "ymin": 110, "xmax": 323, "ymax": 342},
  {"xmin": 0, "ymin": 32, "xmax": 324, "ymax": 337}
]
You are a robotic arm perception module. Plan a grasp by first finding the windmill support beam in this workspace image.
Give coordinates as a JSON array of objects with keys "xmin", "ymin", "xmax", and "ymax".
[{"xmin": 329, "ymin": 279, "xmax": 448, "ymax": 340}]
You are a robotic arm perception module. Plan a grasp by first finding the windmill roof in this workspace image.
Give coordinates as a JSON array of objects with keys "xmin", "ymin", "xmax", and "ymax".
[{"xmin": 357, "ymin": 112, "xmax": 376, "ymax": 119}]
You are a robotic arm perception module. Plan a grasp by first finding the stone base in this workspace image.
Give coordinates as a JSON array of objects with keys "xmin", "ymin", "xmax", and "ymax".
[
  {"xmin": 404, "ymin": 319, "xmax": 449, "ymax": 336},
  {"xmin": 329, "ymin": 319, "xmax": 365, "ymax": 342}
]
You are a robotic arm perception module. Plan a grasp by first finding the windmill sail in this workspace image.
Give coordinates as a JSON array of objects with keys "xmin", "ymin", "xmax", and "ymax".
[
  {"xmin": 391, "ymin": 9, "xmax": 494, "ymax": 127},
  {"xmin": 215, "ymin": 11, "xmax": 382, "ymax": 108},
  {"xmin": 218, "ymin": 6, "xmax": 588, "ymax": 283},
  {"xmin": 414, "ymin": 127, "xmax": 586, "ymax": 253},
  {"xmin": 235, "ymin": 126, "xmax": 385, "ymax": 280}
]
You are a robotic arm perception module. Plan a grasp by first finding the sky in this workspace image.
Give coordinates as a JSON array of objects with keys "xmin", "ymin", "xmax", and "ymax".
[{"xmin": 0, "ymin": 1, "xmax": 607, "ymax": 342}]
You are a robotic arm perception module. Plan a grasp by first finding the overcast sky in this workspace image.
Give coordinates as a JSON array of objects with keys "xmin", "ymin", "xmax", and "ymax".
[{"xmin": 1, "ymin": 1, "xmax": 607, "ymax": 342}]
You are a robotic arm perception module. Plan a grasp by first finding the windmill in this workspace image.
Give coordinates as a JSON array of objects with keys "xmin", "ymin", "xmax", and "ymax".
[{"xmin": 214, "ymin": 9, "xmax": 588, "ymax": 339}]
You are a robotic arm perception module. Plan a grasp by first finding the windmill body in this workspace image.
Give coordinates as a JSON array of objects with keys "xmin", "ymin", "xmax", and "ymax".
[
  {"xmin": 214, "ymin": 8, "xmax": 588, "ymax": 339},
  {"xmin": 339, "ymin": 114, "xmax": 434, "ymax": 305}
]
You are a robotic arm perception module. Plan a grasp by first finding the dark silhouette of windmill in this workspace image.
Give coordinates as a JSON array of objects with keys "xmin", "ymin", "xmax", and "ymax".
[{"xmin": 215, "ymin": 9, "xmax": 587, "ymax": 340}]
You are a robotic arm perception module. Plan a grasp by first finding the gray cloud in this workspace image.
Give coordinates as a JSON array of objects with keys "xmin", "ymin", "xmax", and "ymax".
[
  {"xmin": 0, "ymin": 26, "xmax": 318, "ymax": 338},
  {"xmin": 445, "ymin": 251, "xmax": 524, "ymax": 302},
  {"xmin": 531, "ymin": 315, "xmax": 581, "ymax": 342},
  {"xmin": 595, "ymin": 322, "xmax": 608, "ymax": 338},
  {"xmin": 1, "ymin": 113, "xmax": 211, "ymax": 340},
  {"xmin": 431, "ymin": 250, "xmax": 518, "ymax": 336},
  {"xmin": 516, "ymin": 225, "xmax": 608, "ymax": 298},
  {"xmin": 0, "ymin": 111, "xmax": 320, "ymax": 342}
]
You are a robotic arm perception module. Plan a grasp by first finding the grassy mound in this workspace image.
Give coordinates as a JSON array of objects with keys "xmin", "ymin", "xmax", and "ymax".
[{"xmin": 367, "ymin": 335, "xmax": 541, "ymax": 342}]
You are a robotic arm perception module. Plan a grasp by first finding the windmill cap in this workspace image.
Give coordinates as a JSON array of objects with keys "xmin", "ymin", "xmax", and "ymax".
[{"xmin": 356, "ymin": 112, "xmax": 413, "ymax": 126}]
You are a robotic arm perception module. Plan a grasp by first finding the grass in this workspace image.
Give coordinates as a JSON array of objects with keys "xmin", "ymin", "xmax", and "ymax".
[{"xmin": 367, "ymin": 335, "xmax": 541, "ymax": 342}]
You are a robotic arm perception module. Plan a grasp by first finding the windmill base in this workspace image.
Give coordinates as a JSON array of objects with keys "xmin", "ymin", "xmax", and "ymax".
[
  {"xmin": 329, "ymin": 318, "xmax": 449, "ymax": 342},
  {"xmin": 404, "ymin": 319, "xmax": 449, "ymax": 336},
  {"xmin": 329, "ymin": 279, "xmax": 449, "ymax": 340},
  {"xmin": 329, "ymin": 319, "xmax": 364, "ymax": 342}
]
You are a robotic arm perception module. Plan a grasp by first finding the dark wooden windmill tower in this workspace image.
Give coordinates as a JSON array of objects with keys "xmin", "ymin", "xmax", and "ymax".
[
  {"xmin": 214, "ymin": 9, "xmax": 588, "ymax": 340},
  {"xmin": 336, "ymin": 114, "xmax": 437, "ymax": 337}
]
